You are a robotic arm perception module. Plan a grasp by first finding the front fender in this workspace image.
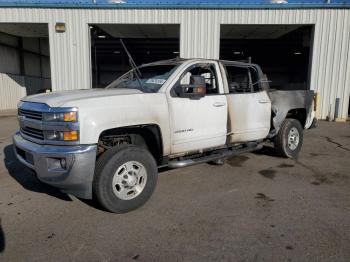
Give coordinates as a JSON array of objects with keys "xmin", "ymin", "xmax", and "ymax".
[{"xmin": 69, "ymin": 93, "xmax": 171, "ymax": 155}]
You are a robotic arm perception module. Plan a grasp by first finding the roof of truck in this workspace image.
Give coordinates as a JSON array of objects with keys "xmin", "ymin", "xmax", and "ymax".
[
  {"xmin": 141, "ymin": 58, "xmax": 255, "ymax": 67},
  {"xmin": 141, "ymin": 58, "xmax": 189, "ymax": 66}
]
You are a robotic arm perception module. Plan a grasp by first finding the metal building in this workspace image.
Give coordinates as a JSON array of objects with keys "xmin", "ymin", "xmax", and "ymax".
[{"xmin": 0, "ymin": 0, "xmax": 349, "ymax": 121}]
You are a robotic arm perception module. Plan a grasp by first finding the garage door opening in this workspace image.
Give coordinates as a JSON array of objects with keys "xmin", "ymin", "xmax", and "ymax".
[
  {"xmin": 90, "ymin": 24, "xmax": 180, "ymax": 88},
  {"xmin": 0, "ymin": 23, "xmax": 51, "ymax": 101},
  {"xmin": 220, "ymin": 25, "xmax": 313, "ymax": 90}
]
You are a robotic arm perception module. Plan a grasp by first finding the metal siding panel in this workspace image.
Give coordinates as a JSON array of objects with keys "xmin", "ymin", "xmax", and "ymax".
[
  {"xmin": 311, "ymin": 11, "xmax": 323, "ymax": 93},
  {"xmin": 330, "ymin": 10, "xmax": 342, "ymax": 120},
  {"xmin": 1, "ymin": 1, "xmax": 350, "ymax": 9},
  {"xmin": 341, "ymin": 11, "xmax": 350, "ymax": 119},
  {"xmin": 336, "ymin": 10, "xmax": 348, "ymax": 104},
  {"xmin": 321, "ymin": 11, "xmax": 334, "ymax": 119},
  {"xmin": 327, "ymin": 10, "xmax": 339, "ymax": 120},
  {"xmin": 0, "ymin": 73, "xmax": 26, "ymax": 110}
]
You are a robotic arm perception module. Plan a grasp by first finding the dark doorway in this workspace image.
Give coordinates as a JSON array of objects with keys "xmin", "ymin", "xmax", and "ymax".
[
  {"xmin": 90, "ymin": 24, "xmax": 180, "ymax": 88},
  {"xmin": 220, "ymin": 25, "xmax": 313, "ymax": 90}
]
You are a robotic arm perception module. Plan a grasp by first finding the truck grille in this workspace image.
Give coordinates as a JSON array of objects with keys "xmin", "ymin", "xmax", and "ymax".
[
  {"xmin": 20, "ymin": 126, "xmax": 44, "ymax": 140},
  {"xmin": 17, "ymin": 102, "xmax": 79, "ymax": 145},
  {"xmin": 18, "ymin": 108, "xmax": 43, "ymax": 121}
]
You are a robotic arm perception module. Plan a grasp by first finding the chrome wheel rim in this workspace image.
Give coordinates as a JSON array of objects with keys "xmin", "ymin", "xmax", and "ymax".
[
  {"xmin": 288, "ymin": 127, "xmax": 300, "ymax": 150},
  {"xmin": 112, "ymin": 161, "xmax": 147, "ymax": 200}
]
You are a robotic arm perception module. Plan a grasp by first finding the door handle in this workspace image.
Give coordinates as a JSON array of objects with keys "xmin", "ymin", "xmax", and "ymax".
[
  {"xmin": 258, "ymin": 99, "xmax": 270, "ymax": 104},
  {"xmin": 213, "ymin": 102, "xmax": 226, "ymax": 107}
]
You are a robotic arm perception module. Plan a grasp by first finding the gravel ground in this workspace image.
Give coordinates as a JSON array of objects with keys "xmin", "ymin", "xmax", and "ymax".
[{"xmin": 0, "ymin": 116, "xmax": 350, "ymax": 262}]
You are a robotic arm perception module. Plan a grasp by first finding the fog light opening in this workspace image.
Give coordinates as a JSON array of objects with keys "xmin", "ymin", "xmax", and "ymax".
[{"xmin": 60, "ymin": 158, "xmax": 66, "ymax": 169}]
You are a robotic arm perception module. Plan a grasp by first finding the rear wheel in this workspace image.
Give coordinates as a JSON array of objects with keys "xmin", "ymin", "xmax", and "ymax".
[
  {"xmin": 93, "ymin": 145, "xmax": 158, "ymax": 213},
  {"xmin": 274, "ymin": 118, "xmax": 303, "ymax": 158}
]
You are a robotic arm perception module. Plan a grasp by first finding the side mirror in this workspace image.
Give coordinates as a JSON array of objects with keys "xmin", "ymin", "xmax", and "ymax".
[{"xmin": 175, "ymin": 75, "xmax": 206, "ymax": 99}]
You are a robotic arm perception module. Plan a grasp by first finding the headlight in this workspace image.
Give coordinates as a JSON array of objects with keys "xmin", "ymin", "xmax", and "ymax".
[
  {"xmin": 43, "ymin": 111, "xmax": 77, "ymax": 122},
  {"xmin": 45, "ymin": 130, "xmax": 79, "ymax": 141}
]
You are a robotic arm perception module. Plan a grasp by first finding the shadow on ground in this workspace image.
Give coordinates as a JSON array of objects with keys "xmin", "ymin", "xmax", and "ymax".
[
  {"xmin": 254, "ymin": 145, "xmax": 279, "ymax": 157},
  {"xmin": 1, "ymin": 143, "xmax": 280, "ymax": 210},
  {"xmin": 76, "ymin": 198, "xmax": 107, "ymax": 212},
  {"xmin": 3, "ymin": 145, "xmax": 71, "ymax": 201},
  {"xmin": 0, "ymin": 219, "xmax": 4, "ymax": 253}
]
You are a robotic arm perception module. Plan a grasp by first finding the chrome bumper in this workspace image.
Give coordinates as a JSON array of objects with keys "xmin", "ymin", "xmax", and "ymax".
[{"xmin": 13, "ymin": 132, "xmax": 97, "ymax": 199}]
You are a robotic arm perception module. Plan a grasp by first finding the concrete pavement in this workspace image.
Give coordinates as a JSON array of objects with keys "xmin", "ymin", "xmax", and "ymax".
[{"xmin": 0, "ymin": 116, "xmax": 350, "ymax": 262}]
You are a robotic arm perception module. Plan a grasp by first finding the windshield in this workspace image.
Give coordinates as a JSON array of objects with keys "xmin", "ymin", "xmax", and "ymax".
[{"xmin": 106, "ymin": 64, "xmax": 179, "ymax": 93}]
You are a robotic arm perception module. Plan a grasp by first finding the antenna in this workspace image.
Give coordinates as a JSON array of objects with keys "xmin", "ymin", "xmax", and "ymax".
[
  {"xmin": 120, "ymin": 38, "xmax": 144, "ymax": 91},
  {"xmin": 120, "ymin": 39, "xmax": 142, "ymax": 78}
]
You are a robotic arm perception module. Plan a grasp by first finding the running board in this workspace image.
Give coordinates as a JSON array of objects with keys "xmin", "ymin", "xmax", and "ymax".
[{"xmin": 168, "ymin": 143, "xmax": 262, "ymax": 169}]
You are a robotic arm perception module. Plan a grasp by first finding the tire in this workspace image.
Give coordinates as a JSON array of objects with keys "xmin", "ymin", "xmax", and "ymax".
[
  {"xmin": 93, "ymin": 145, "xmax": 158, "ymax": 213},
  {"xmin": 274, "ymin": 118, "xmax": 303, "ymax": 158}
]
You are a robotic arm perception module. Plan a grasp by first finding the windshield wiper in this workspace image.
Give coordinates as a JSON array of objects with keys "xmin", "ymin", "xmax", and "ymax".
[{"xmin": 120, "ymin": 39, "xmax": 145, "ymax": 92}]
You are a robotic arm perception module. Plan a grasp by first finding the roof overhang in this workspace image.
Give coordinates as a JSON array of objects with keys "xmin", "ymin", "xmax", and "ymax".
[{"xmin": 0, "ymin": 1, "xmax": 349, "ymax": 9}]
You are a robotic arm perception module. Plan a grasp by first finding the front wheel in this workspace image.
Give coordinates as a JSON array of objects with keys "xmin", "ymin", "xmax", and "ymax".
[
  {"xmin": 274, "ymin": 118, "xmax": 303, "ymax": 158},
  {"xmin": 93, "ymin": 145, "xmax": 158, "ymax": 213}
]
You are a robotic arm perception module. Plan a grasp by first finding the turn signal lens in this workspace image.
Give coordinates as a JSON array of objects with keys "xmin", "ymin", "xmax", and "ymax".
[
  {"xmin": 63, "ymin": 131, "xmax": 78, "ymax": 141},
  {"xmin": 63, "ymin": 112, "xmax": 77, "ymax": 122}
]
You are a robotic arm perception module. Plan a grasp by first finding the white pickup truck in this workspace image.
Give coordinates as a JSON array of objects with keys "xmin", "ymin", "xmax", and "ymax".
[{"xmin": 13, "ymin": 58, "xmax": 316, "ymax": 213}]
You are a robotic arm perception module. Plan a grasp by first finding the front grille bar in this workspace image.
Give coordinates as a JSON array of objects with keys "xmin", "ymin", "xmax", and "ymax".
[
  {"xmin": 20, "ymin": 127, "xmax": 44, "ymax": 140},
  {"xmin": 18, "ymin": 108, "xmax": 43, "ymax": 120}
]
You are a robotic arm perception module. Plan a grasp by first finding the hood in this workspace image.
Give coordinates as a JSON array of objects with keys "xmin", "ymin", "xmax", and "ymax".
[{"xmin": 22, "ymin": 88, "xmax": 143, "ymax": 107}]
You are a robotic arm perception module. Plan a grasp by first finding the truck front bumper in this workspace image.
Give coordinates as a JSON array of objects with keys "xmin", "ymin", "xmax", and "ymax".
[{"xmin": 13, "ymin": 132, "xmax": 97, "ymax": 199}]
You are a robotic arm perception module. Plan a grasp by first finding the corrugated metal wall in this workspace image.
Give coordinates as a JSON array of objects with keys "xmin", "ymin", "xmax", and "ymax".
[
  {"xmin": 0, "ymin": 8, "xmax": 349, "ymax": 119},
  {"xmin": 0, "ymin": 32, "xmax": 52, "ymax": 107},
  {"xmin": 0, "ymin": 73, "xmax": 51, "ymax": 110},
  {"xmin": 0, "ymin": 73, "xmax": 26, "ymax": 110}
]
